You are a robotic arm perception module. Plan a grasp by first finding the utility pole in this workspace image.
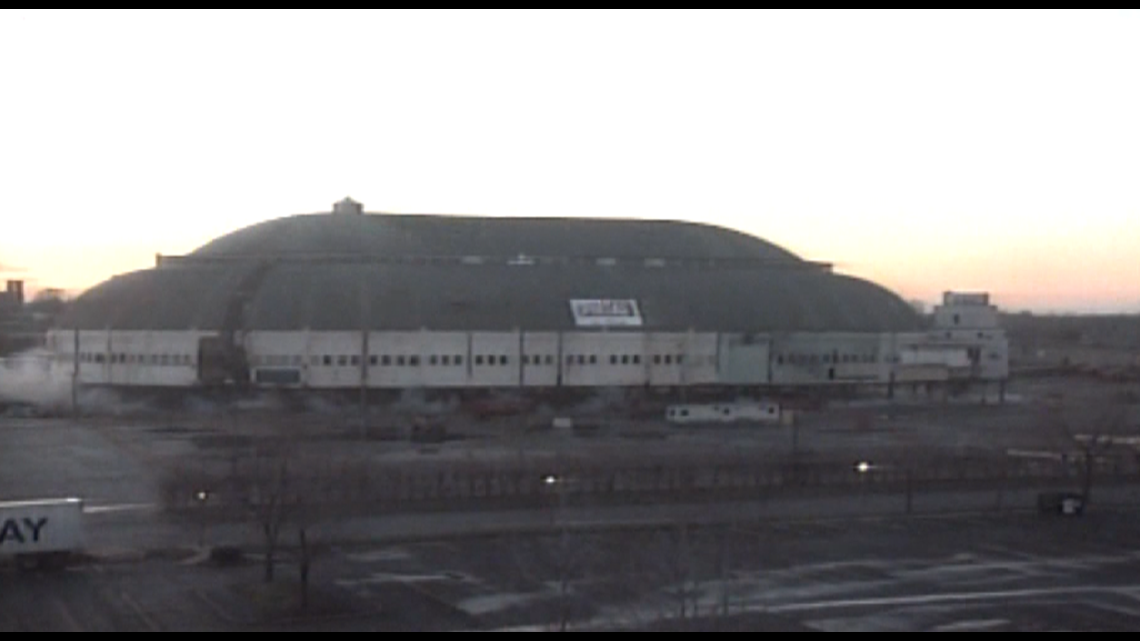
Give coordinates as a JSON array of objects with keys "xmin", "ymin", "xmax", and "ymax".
[
  {"xmin": 71, "ymin": 327, "xmax": 80, "ymax": 417},
  {"xmin": 359, "ymin": 274, "xmax": 370, "ymax": 441}
]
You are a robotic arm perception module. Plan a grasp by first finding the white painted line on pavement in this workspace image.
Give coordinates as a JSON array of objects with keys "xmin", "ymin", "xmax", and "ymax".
[
  {"xmin": 766, "ymin": 584, "xmax": 1140, "ymax": 614},
  {"xmin": 83, "ymin": 503, "xmax": 157, "ymax": 515}
]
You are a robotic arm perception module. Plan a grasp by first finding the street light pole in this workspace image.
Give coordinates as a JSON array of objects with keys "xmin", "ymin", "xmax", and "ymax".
[
  {"xmin": 544, "ymin": 474, "xmax": 570, "ymax": 632},
  {"xmin": 195, "ymin": 489, "xmax": 210, "ymax": 548}
]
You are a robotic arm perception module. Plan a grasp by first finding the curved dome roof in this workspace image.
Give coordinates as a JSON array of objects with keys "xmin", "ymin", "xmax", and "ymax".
[
  {"xmin": 59, "ymin": 209, "xmax": 922, "ymax": 334},
  {"xmin": 193, "ymin": 212, "xmax": 803, "ymax": 262}
]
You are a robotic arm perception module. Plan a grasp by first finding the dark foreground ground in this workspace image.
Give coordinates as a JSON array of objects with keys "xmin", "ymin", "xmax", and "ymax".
[
  {"xmin": 3, "ymin": 374, "xmax": 1140, "ymax": 631},
  {"xmin": 4, "ymin": 506, "xmax": 1140, "ymax": 632}
]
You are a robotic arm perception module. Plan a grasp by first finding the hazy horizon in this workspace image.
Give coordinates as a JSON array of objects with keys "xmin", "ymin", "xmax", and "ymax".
[{"xmin": 2, "ymin": 10, "xmax": 1138, "ymax": 315}]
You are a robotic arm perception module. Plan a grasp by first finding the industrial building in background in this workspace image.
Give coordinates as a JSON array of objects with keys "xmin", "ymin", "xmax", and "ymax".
[{"xmin": 47, "ymin": 199, "xmax": 1009, "ymax": 398}]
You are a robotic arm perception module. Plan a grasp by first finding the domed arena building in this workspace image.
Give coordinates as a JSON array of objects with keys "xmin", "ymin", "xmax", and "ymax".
[{"xmin": 47, "ymin": 199, "xmax": 1008, "ymax": 396}]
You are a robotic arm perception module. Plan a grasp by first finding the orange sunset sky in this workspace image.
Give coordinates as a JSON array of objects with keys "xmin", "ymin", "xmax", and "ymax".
[{"xmin": 2, "ymin": 10, "xmax": 1138, "ymax": 313}]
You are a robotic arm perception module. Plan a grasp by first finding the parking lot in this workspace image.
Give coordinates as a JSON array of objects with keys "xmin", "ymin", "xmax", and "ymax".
[
  {"xmin": 2, "ymin": 374, "xmax": 1139, "ymax": 630},
  {"xmin": 8, "ymin": 507, "xmax": 1138, "ymax": 631}
]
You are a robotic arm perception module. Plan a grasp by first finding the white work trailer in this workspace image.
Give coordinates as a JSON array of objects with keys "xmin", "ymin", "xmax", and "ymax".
[{"xmin": 0, "ymin": 498, "xmax": 85, "ymax": 568}]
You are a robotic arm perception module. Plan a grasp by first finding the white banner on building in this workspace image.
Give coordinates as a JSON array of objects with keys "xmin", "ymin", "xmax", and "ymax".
[{"xmin": 569, "ymin": 299, "xmax": 643, "ymax": 327}]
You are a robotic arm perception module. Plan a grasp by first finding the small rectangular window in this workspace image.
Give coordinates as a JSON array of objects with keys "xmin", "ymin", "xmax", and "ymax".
[
  {"xmin": 610, "ymin": 355, "xmax": 619, "ymax": 365},
  {"xmin": 499, "ymin": 355, "xmax": 508, "ymax": 366},
  {"xmin": 577, "ymin": 355, "xmax": 586, "ymax": 365},
  {"xmin": 653, "ymin": 355, "xmax": 661, "ymax": 365},
  {"xmin": 337, "ymin": 355, "xmax": 348, "ymax": 367},
  {"xmin": 633, "ymin": 355, "xmax": 641, "ymax": 365},
  {"xmin": 410, "ymin": 355, "xmax": 420, "ymax": 366},
  {"xmin": 455, "ymin": 355, "xmax": 464, "ymax": 365},
  {"xmin": 351, "ymin": 355, "xmax": 361, "ymax": 366},
  {"xmin": 664, "ymin": 355, "xmax": 673, "ymax": 365},
  {"xmin": 397, "ymin": 356, "xmax": 406, "ymax": 366},
  {"xmin": 588, "ymin": 355, "xmax": 597, "ymax": 365},
  {"xmin": 621, "ymin": 355, "xmax": 630, "ymax": 365},
  {"xmin": 442, "ymin": 355, "xmax": 451, "ymax": 366},
  {"xmin": 381, "ymin": 355, "xmax": 391, "ymax": 366},
  {"xmin": 475, "ymin": 355, "xmax": 484, "ymax": 366},
  {"xmin": 430, "ymin": 355, "xmax": 439, "ymax": 366},
  {"xmin": 369, "ymin": 355, "xmax": 378, "ymax": 366}
]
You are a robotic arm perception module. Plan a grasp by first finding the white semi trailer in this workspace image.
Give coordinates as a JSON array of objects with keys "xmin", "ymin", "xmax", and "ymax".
[{"xmin": 0, "ymin": 498, "xmax": 84, "ymax": 569}]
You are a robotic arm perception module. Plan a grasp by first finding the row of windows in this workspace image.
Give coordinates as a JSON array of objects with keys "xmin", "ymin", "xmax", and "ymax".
[
  {"xmin": 74, "ymin": 351, "xmax": 882, "ymax": 369},
  {"xmin": 564, "ymin": 354, "xmax": 697, "ymax": 366},
  {"xmin": 77, "ymin": 352, "xmax": 193, "ymax": 366},
  {"xmin": 775, "ymin": 353, "xmax": 878, "ymax": 366},
  {"xmin": 251, "ymin": 353, "xmax": 696, "ymax": 368},
  {"xmin": 943, "ymin": 331, "xmax": 991, "ymax": 339},
  {"xmin": 260, "ymin": 354, "xmax": 484, "ymax": 368}
]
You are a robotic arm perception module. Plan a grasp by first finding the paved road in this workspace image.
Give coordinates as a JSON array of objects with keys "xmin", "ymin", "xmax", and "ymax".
[{"xmin": 82, "ymin": 481, "xmax": 1140, "ymax": 554}]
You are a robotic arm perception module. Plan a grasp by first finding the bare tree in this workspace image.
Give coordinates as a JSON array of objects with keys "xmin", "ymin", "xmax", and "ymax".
[
  {"xmin": 642, "ymin": 522, "xmax": 704, "ymax": 624},
  {"xmin": 245, "ymin": 437, "xmax": 294, "ymax": 583},
  {"xmin": 1047, "ymin": 391, "xmax": 1137, "ymax": 506}
]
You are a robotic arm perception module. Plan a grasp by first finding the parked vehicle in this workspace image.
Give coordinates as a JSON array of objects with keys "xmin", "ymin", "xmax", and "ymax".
[{"xmin": 1037, "ymin": 491, "xmax": 1085, "ymax": 516}]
